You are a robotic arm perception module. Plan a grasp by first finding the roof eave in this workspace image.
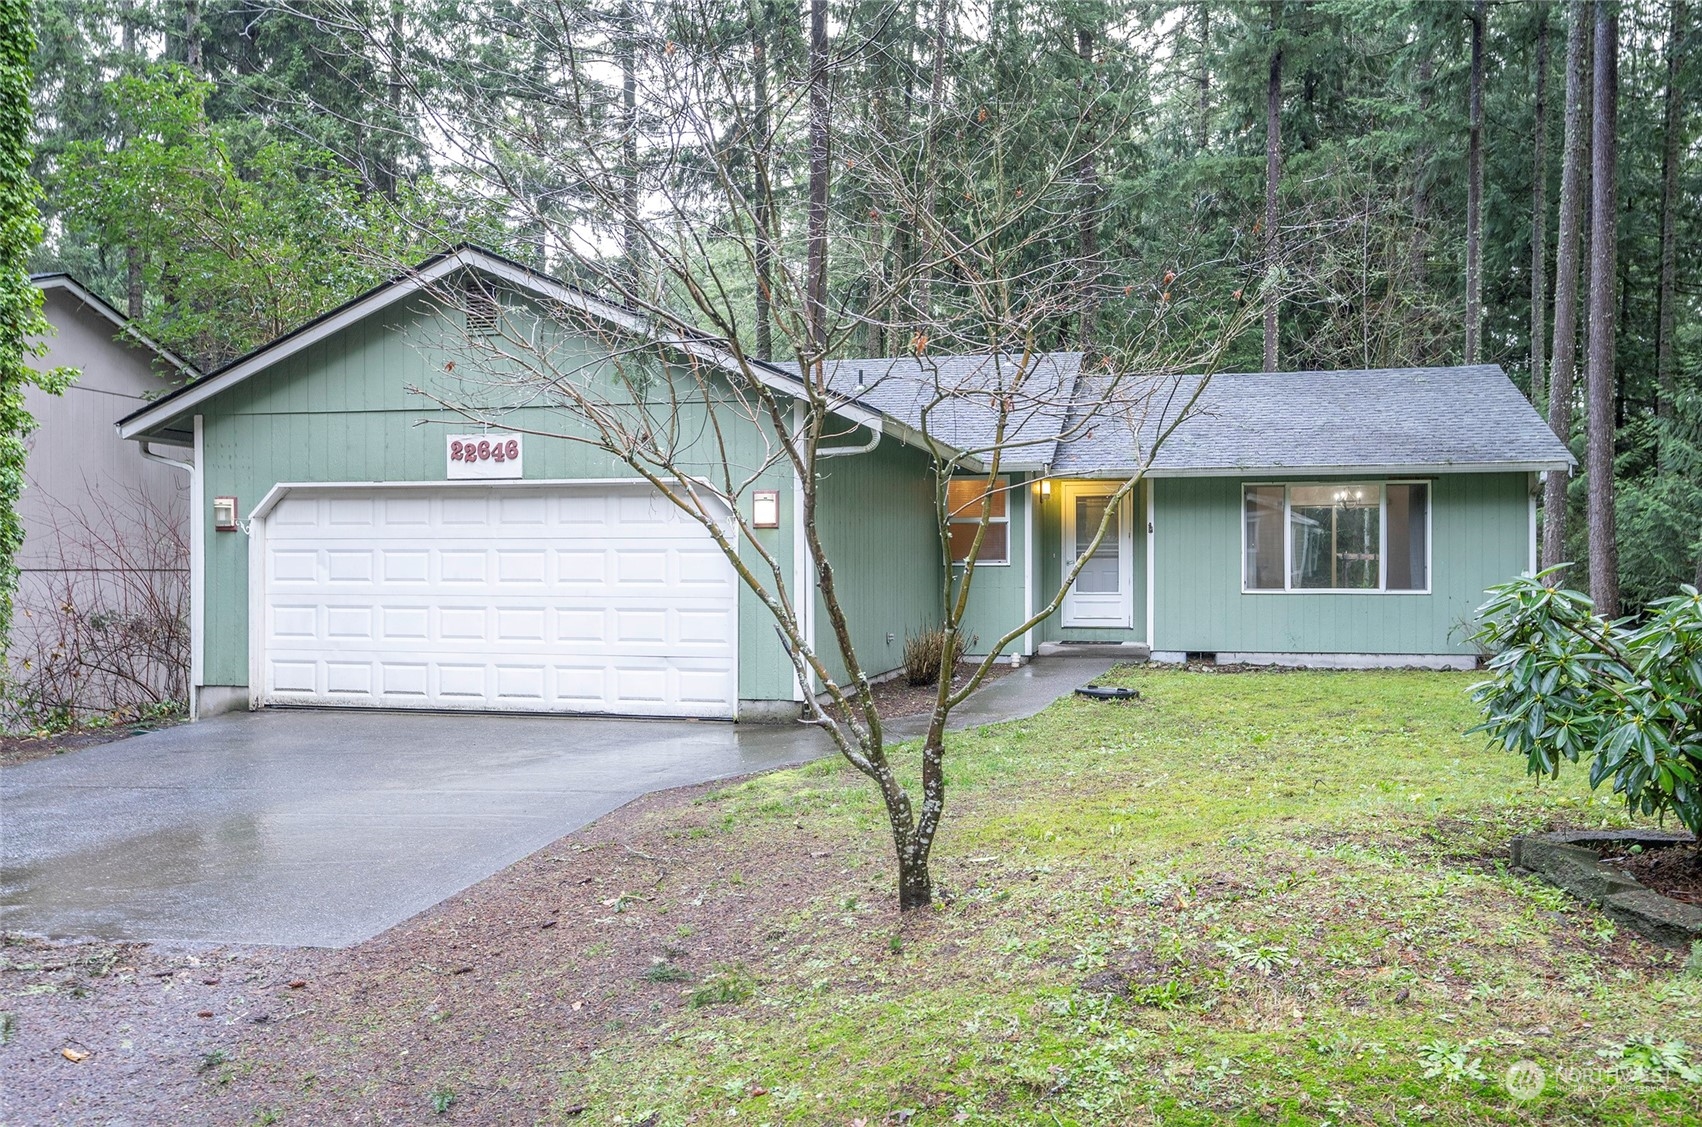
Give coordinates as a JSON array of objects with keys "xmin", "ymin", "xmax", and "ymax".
[{"xmin": 1129, "ymin": 460, "xmax": 1576, "ymax": 478}]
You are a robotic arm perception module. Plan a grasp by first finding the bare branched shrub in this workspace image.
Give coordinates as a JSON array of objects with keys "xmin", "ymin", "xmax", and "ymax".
[
  {"xmin": 4, "ymin": 480, "xmax": 188, "ymax": 730},
  {"xmin": 902, "ymin": 628, "xmax": 974, "ymax": 687}
]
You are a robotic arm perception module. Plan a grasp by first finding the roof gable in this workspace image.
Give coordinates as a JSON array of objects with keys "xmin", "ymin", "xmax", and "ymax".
[
  {"xmin": 114, "ymin": 246, "xmax": 887, "ymax": 444},
  {"xmin": 31, "ymin": 273, "xmax": 199, "ymax": 378}
]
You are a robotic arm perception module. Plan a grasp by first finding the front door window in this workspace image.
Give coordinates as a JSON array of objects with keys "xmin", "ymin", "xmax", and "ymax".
[{"xmin": 1074, "ymin": 494, "xmax": 1121, "ymax": 595}]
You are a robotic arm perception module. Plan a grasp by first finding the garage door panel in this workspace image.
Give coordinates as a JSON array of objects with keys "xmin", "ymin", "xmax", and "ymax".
[
  {"xmin": 262, "ymin": 485, "xmax": 737, "ymax": 717},
  {"xmin": 380, "ymin": 663, "xmax": 429, "ymax": 697},
  {"xmin": 382, "ymin": 550, "xmax": 429, "ymax": 583},
  {"xmin": 325, "ymin": 550, "xmax": 374, "ymax": 583}
]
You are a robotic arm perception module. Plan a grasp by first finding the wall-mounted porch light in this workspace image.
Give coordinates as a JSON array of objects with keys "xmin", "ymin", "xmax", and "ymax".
[
  {"xmin": 213, "ymin": 496, "xmax": 239, "ymax": 531},
  {"xmin": 752, "ymin": 489, "xmax": 780, "ymax": 528},
  {"xmin": 1038, "ymin": 479, "xmax": 1053, "ymax": 500}
]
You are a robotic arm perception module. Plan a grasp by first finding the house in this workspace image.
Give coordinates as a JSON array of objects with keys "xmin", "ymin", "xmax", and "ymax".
[
  {"xmin": 113, "ymin": 246, "xmax": 1572, "ymax": 721},
  {"xmin": 11, "ymin": 276, "xmax": 196, "ymax": 716}
]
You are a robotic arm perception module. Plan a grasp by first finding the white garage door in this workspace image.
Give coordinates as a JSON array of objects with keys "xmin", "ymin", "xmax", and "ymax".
[{"xmin": 259, "ymin": 484, "xmax": 738, "ymax": 717}]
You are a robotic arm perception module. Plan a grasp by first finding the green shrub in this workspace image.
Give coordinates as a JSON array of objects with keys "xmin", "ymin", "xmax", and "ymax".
[{"xmin": 1469, "ymin": 572, "xmax": 1702, "ymax": 834}]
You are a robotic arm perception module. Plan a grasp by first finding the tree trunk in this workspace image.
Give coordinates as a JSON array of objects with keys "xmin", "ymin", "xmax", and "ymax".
[
  {"xmin": 1586, "ymin": 0, "xmax": 1618, "ymax": 617},
  {"xmin": 1076, "ymin": 27, "xmax": 1099, "ymax": 351},
  {"xmin": 1465, "ymin": 0, "xmax": 1485, "ymax": 364},
  {"xmin": 805, "ymin": 0, "xmax": 829, "ymax": 352},
  {"xmin": 1196, "ymin": 3, "xmax": 1210, "ymax": 148},
  {"xmin": 184, "ymin": 0, "xmax": 202, "ymax": 73},
  {"xmin": 620, "ymin": 2, "xmax": 641, "ymax": 281},
  {"xmin": 1531, "ymin": 7, "xmax": 1550, "ymax": 411},
  {"xmin": 378, "ymin": 0, "xmax": 403, "ymax": 200},
  {"xmin": 1413, "ymin": 57, "xmax": 1432, "ymax": 287},
  {"xmin": 1544, "ymin": 0, "xmax": 1590, "ymax": 572},
  {"xmin": 1263, "ymin": 1, "xmax": 1282, "ymax": 373},
  {"xmin": 751, "ymin": 0, "xmax": 773, "ymax": 360},
  {"xmin": 1655, "ymin": 0, "xmax": 1685, "ymax": 422},
  {"xmin": 915, "ymin": 0, "xmax": 948, "ymax": 335},
  {"xmin": 122, "ymin": 0, "xmax": 143, "ymax": 321}
]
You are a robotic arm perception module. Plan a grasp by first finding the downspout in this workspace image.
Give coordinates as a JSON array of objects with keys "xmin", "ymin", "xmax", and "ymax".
[
  {"xmin": 815, "ymin": 417, "xmax": 882, "ymax": 458},
  {"xmin": 135, "ymin": 433, "xmax": 201, "ymax": 719},
  {"xmin": 139, "ymin": 440, "xmax": 193, "ymax": 474}
]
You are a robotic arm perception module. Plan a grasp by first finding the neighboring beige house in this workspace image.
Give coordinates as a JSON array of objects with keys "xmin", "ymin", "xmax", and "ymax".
[{"xmin": 8, "ymin": 276, "xmax": 196, "ymax": 722}]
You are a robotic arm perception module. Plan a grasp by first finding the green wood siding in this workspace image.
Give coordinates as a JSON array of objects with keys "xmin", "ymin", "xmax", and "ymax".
[
  {"xmin": 812, "ymin": 434, "xmax": 944, "ymax": 682},
  {"xmin": 1152, "ymin": 473, "xmax": 1532, "ymax": 655},
  {"xmin": 955, "ymin": 476, "xmax": 1032, "ymax": 656},
  {"xmin": 194, "ymin": 299, "xmax": 801, "ymax": 703}
]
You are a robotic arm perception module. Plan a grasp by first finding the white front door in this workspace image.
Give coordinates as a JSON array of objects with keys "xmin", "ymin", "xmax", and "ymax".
[
  {"xmin": 1062, "ymin": 485, "xmax": 1133, "ymax": 627},
  {"xmin": 257, "ymin": 483, "xmax": 739, "ymax": 717}
]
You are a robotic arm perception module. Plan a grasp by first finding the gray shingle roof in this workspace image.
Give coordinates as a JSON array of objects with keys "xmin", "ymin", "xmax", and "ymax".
[
  {"xmin": 1051, "ymin": 364, "xmax": 1573, "ymax": 475},
  {"xmin": 775, "ymin": 352, "xmax": 1081, "ymax": 468}
]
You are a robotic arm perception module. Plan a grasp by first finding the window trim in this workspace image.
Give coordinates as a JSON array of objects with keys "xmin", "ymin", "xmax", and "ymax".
[
  {"xmin": 948, "ymin": 475, "xmax": 1012, "ymax": 568},
  {"xmin": 1240, "ymin": 480, "xmax": 1433, "ymax": 595}
]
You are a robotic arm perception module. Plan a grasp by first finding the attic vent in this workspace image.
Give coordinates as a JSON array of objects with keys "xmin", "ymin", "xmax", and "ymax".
[{"xmin": 463, "ymin": 279, "xmax": 500, "ymax": 337}]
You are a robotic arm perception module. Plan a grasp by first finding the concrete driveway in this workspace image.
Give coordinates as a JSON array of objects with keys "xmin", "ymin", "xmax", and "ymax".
[{"xmin": 0, "ymin": 656, "xmax": 1110, "ymax": 947}]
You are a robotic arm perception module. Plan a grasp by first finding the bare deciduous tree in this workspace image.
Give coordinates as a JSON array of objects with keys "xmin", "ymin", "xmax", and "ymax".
[{"xmin": 341, "ymin": 0, "xmax": 1251, "ymax": 909}]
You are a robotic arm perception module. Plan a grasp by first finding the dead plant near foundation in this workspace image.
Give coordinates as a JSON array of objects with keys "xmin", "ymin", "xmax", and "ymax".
[{"xmin": 3, "ymin": 483, "xmax": 189, "ymax": 731}]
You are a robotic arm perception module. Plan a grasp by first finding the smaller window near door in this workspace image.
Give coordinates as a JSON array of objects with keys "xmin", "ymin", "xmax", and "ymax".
[
  {"xmin": 947, "ymin": 477, "xmax": 1009, "ymax": 564},
  {"xmin": 1242, "ymin": 482, "xmax": 1430, "ymax": 592}
]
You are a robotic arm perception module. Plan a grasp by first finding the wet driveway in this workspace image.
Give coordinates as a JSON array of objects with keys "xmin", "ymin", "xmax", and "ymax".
[{"xmin": 0, "ymin": 655, "xmax": 1111, "ymax": 948}]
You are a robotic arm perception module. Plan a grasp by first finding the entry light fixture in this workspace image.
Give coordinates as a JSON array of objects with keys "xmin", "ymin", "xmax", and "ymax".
[
  {"xmin": 1038, "ymin": 479, "xmax": 1052, "ymax": 499},
  {"xmin": 213, "ymin": 496, "xmax": 239, "ymax": 532},
  {"xmin": 752, "ymin": 489, "xmax": 780, "ymax": 528}
]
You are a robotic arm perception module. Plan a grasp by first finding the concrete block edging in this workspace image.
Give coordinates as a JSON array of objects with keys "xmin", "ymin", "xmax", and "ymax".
[{"xmin": 1510, "ymin": 829, "xmax": 1702, "ymax": 950}]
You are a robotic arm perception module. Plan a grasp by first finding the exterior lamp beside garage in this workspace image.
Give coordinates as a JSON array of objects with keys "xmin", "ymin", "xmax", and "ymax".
[
  {"xmin": 752, "ymin": 489, "xmax": 780, "ymax": 528},
  {"xmin": 212, "ymin": 496, "xmax": 239, "ymax": 531}
]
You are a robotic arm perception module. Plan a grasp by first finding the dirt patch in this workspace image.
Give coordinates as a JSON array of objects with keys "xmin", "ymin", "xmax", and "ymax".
[
  {"xmin": 0, "ymin": 771, "xmax": 904, "ymax": 1125},
  {"xmin": 1604, "ymin": 841, "xmax": 1702, "ymax": 906},
  {"xmin": 848, "ymin": 661, "xmax": 1015, "ymax": 722},
  {"xmin": 0, "ymin": 717, "xmax": 180, "ymax": 768}
]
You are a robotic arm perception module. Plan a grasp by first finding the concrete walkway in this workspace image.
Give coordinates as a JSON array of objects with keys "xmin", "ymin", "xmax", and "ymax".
[{"xmin": 0, "ymin": 655, "xmax": 1113, "ymax": 948}]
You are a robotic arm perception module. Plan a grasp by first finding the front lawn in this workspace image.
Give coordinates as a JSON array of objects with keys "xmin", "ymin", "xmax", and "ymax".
[
  {"xmin": 564, "ymin": 668, "xmax": 1698, "ymax": 1125},
  {"xmin": 5, "ymin": 668, "xmax": 1697, "ymax": 1125}
]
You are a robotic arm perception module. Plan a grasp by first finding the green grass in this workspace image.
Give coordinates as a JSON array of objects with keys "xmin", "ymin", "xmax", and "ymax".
[{"xmin": 558, "ymin": 669, "xmax": 1701, "ymax": 1125}]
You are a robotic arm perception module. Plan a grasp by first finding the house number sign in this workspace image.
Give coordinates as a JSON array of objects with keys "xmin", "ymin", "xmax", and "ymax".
[{"xmin": 447, "ymin": 432, "xmax": 523, "ymax": 479}]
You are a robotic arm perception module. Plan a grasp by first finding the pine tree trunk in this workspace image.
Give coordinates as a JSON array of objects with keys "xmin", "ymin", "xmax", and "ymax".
[
  {"xmin": 1655, "ymin": 0, "xmax": 1685, "ymax": 423},
  {"xmin": 184, "ymin": 0, "xmax": 201, "ymax": 73},
  {"xmin": 1586, "ymin": 0, "xmax": 1618, "ymax": 617},
  {"xmin": 1077, "ymin": 27, "xmax": 1099, "ymax": 351},
  {"xmin": 1196, "ymin": 3, "xmax": 1210, "ymax": 148},
  {"xmin": 122, "ymin": 0, "xmax": 143, "ymax": 321},
  {"xmin": 1544, "ymin": 0, "xmax": 1590, "ymax": 572},
  {"xmin": 620, "ymin": 2, "xmax": 640, "ymax": 281},
  {"xmin": 1531, "ymin": 8, "xmax": 1550, "ymax": 411},
  {"xmin": 916, "ymin": 0, "xmax": 948, "ymax": 335},
  {"xmin": 1413, "ymin": 57, "xmax": 1432, "ymax": 287},
  {"xmin": 751, "ymin": 0, "xmax": 773, "ymax": 361},
  {"xmin": 1465, "ymin": 0, "xmax": 1485, "ymax": 364},
  {"xmin": 806, "ymin": 0, "xmax": 829, "ymax": 352},
  {"xmin": 1263, "ymin": 1, "xmax": 1282, "ymax": 373}
]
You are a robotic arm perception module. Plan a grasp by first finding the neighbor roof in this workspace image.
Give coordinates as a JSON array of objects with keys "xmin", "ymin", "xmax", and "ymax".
[
  {"xmin": 773, "ymin": 352, "xmax": 1081, "ymax": 470},
  {"xmin": 31, "ymin": 273, "xmax": 199, "ymax": 377},
  {"xmin": 1050, "ymin": 364, "xmax": 1574, "ymax": 476}
]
